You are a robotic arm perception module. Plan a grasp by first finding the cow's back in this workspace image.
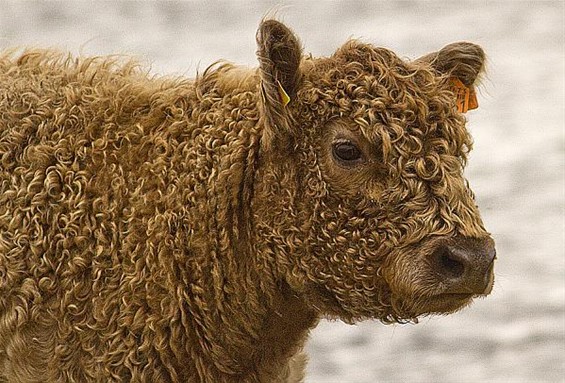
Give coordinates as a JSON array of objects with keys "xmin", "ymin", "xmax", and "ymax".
[{"xmin": 0, "ymin": 49, "xmax": 205, "ymax": 381}]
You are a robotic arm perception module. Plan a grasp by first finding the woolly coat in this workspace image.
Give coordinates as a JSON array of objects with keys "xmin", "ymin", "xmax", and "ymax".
[
  {"xmin": 0, "ymin": 49, "xmax": 311, "ymax": 381},
  {"xmin": 0, "ymin": 20, "xmax": 493, "ymax": 383}
]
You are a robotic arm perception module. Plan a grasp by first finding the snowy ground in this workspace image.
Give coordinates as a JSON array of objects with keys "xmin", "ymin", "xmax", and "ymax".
[{"xmin": 1, "ymin": 1, "xmax": 563, "ymax": 382}]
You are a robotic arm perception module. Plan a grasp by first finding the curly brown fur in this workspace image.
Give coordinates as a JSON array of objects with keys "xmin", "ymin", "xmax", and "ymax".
[{"xmin": 0, "ymin": 20, "xmax": 494, "ymax": 382}]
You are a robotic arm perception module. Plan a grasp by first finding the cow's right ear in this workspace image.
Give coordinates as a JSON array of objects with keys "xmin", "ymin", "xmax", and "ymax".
[
  {"xmin": 418, "ymin": 42, "xmax": 485, "ymax": 113},
  {"xmin": 256, "ymin": 19, "xmax": 302, "ymax": 148},
  {"xmin": 418, "ymin": 42, "xmax": 485, "ymax": 87}
]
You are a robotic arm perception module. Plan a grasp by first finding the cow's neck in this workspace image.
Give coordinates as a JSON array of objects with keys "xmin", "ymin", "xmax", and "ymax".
[
  {"xmin": 185, "ymin": 248, "xmax": 317, "ymax": 381},
  {"xmin": 183, "ymin": 124, "xmax": 318, "ymax": 381}
]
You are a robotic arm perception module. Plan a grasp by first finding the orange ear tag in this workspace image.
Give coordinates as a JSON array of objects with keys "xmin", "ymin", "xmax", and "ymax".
[
  {"xmin": 277, "ymin": 80, "xmax": 291, "ymax": 107},
  {"xmin": 450, "ymin": 78, "xmax": 478, "ymax": 113}
]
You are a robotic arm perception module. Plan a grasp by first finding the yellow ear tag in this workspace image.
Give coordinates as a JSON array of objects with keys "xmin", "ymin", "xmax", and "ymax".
[
  {"xmin": 277, "ymin": 80, "xmax": 291, "ymax": 107},
  {"xmin": 450, "ymin": 78, "xmax": 478, "ymax": 113}
]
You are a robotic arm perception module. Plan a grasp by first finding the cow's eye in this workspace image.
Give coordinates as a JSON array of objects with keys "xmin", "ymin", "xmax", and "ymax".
[{"xmin": 332, "ymin": 139, "xmax": 363, "ymax": 165}]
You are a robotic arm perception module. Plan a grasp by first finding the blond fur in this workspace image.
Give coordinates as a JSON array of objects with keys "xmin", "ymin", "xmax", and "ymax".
[{"xmin": 0, "ymin": 20, "xmax": 492, "ymax": 382}]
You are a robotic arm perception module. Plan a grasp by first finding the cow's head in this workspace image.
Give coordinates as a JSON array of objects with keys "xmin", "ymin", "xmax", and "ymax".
[{"xmin": 255, "ymin": 20, "xmax": 495, "ymax": 323}]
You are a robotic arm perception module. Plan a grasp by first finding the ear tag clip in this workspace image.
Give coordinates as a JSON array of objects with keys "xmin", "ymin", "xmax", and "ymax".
[
  {"xmin": 450, "ymin": 78, "xmax": 478, "ymax": 113},
  {"xmin": 277, "ymin": 80, "xmax": 291, "ymax": 107}
]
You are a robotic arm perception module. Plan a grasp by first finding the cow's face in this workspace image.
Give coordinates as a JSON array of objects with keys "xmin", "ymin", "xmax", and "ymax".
[{"xmin": 256, "ymin": 20, "xmax": 495, "ymax": 323}]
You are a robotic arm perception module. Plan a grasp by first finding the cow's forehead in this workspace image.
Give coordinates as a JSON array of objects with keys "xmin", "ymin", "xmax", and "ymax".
[
  {"xmin": 300, "ymin": 46, "xmax": 470, "ymax": 161},
  {"xmin": 331, "ymin": 41, "xmax": 429, "ymax": 80},
  {"xmin": 302, "ymin": 51, "xmax": 456, "ymax": 125},
  {"xmin": 303, "ymin": 43, "xmax": 445, "ymax": 104}
]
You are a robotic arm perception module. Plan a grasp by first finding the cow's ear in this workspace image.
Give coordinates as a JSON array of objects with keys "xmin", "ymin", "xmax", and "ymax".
[
  {"xmin": 419, "ymin": 42, "xmax": 485, "ymax": 86},
  {"xmin": 418, "ymin": 42, "xmax": 485, "ymax": 112},
  {"xmin": 256, "ymin": 19, "xmax": 302, "ymax": 147}
]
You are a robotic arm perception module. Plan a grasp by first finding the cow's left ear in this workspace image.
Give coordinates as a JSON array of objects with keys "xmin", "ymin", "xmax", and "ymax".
[
  {"xmin": 256, "ymin": 19, "xmax": 302, "ymax": 147},
  {"xmin": 418, "ymin": 42, "xmax": 485, "ymax": 112}
]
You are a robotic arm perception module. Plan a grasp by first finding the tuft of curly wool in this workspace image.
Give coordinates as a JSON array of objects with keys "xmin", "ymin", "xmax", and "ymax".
[{"xmin": 0, "ymin": 20, "xmax": 492, "ymax": 383}]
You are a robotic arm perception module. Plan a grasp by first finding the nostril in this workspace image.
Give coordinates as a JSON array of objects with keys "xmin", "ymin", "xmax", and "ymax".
[
  {"xmin": 440, "ymin": 253, "xmax": 465, "ymax": 277},
  {"xmin": 431, "ymin": 238, "xmax": 496, "ymax": 294},
  {"xmin": 437, "ymin": 247, "xmax": 465, "ymax": 278}
]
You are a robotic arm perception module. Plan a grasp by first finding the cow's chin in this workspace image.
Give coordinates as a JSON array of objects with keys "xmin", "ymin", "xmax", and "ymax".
[
  {"xmin": 302, "ymin": 282, "xmax": 479, "ymax": 325},
  {"xmin": 358, "ymin": 292, "xmax": 478, "ymax": 324},
  {"xmin": 401, "ymin": 292, "xmax": 477, "ymax": 317}
]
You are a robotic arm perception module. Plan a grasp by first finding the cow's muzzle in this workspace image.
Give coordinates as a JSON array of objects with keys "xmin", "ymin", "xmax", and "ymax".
[{"xmin": 431, "ymin": 236, "xmax": 496, "ymax": 295}]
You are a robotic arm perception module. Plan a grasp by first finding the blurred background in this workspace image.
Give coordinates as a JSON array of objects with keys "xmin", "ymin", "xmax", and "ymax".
[{"xmin": 1, "ymin": 1, "xmax": 563, "ymax": 382}]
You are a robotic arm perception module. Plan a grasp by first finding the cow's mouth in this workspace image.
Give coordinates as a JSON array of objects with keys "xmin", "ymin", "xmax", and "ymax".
[
  {"xmin": 436, "ymin": 292, "xmax": 475, "ymax": 300},
  {"xmin": 417, "ymin": 292, "xmax": 477, "ymax": 314}
]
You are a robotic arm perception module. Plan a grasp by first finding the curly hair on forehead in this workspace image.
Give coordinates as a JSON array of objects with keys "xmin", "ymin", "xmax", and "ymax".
[{"xmin": 297, "ymin": 40, "xmax": 473, "ymax": 168}]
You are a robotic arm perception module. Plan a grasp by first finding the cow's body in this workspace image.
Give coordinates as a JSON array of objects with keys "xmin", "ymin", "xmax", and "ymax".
[{"xmin": 0, "ymin": 21, "xmax": 495, "ymax": 382}]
